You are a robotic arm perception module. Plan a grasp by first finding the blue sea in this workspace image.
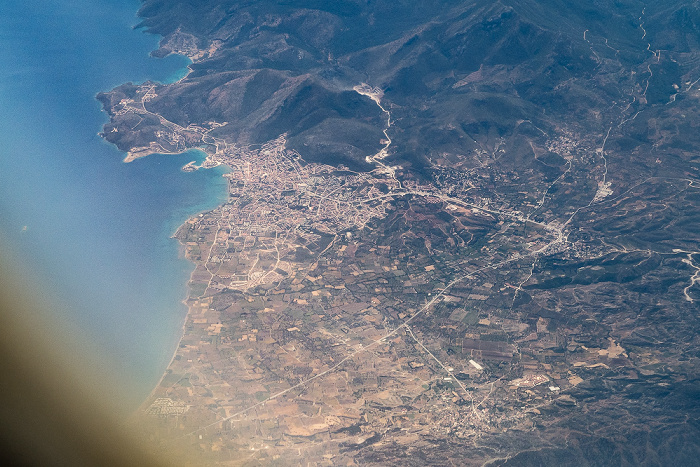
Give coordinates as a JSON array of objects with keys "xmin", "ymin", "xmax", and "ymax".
[{"xmin": 0, "ymin": 0, "xmax": 227, "ymax": 409}]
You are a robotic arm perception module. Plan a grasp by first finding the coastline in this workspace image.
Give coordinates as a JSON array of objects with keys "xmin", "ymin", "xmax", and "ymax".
[
  {"xmin": 124, "ymin": 147, "xmax": 195, "ymax": 164},
  {"xmin": 135, "ymin": 154, "xmax": 230, "ymax": 413},
  {"xmin": 134, "ymin": 221, "xmax": 215, "ymax": 415},
  {"xmin": 113, "ymin": 12, "xmax": 236, "ymax": 405},
  {"xmin": 137, "ymin": 260, "xmax": 192, "ymax": 412},
  {"xmin": 106, "ymin": 17, "xmax": 222, "ymax": 407}
]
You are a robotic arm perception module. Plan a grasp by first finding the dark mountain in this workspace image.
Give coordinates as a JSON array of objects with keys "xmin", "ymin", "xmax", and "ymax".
[{"xmin": 101, "ymin": 0, "xmax": 700, "ymax": 177}]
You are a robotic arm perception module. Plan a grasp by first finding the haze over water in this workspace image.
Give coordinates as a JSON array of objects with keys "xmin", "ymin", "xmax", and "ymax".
[{"xmin": 0, "ymin": 0, "xmax": 227, "ymax": 408}]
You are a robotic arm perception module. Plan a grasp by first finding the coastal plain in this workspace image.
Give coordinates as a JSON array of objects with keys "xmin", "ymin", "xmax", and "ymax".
[{"xmin": 99, "ymin": 0, "xmax": 700, "ymax": 465}]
